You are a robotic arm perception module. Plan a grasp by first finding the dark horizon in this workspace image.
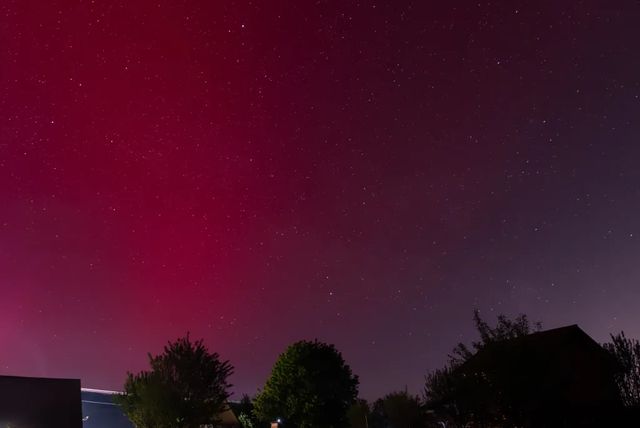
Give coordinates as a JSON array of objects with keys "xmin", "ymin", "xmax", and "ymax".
[{"xmin": 1, "ymin": 1, "xmax": 640, "ymax": 400}]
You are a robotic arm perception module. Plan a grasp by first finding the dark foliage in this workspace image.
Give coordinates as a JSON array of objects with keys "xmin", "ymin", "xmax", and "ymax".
[
  {"xmin": 368, "ymin": 398, "xmax": 386, "ymax": 428},
  {"xmin": 604, "ymin": 331, "xmax": 640, "ymax": 408},
  {"xmin": 234, "ymin": 394, "xmax": 258, "ymax": 428},
  {"xmin": 347, "ymin": 399, "xmax": 370, "ymax": 428},
  {"xmin": 423, "ymin": 310, "xmax": 541, "ymax": 426},
  {"xmin": 448, "ymin": 309, "xmax": 541, "ymax": 366},
  {"xmin": 380, "ymin": 390, "xmax": 424, "ymax": 428},
  {"xmin": 114, "ymin": 334, "xmax": 233, "ymax": 428},
  {"xmin": 422, "ymin": 366, "xmax": 459, "ymax": 422},
  {"xmin": 253, "ymin": 340, "xmax": 359, "ymax": 428}
]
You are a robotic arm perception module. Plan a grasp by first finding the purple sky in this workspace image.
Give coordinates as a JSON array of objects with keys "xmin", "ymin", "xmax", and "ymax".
[{"xmin": 1, "ymin": 0, "xmax": 639, "ymax": 399}]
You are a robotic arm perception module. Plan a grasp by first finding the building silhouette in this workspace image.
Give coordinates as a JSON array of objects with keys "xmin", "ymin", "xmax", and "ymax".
[
  {"xmin": 457, "ymin": 325, "xmax": 624, "ymax": 427},
  {"xmin": 0, "ymin": 375, "xmax": 82, "ymax": 428}
]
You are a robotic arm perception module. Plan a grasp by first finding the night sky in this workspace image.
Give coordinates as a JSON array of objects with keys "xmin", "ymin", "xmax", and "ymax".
[{"xmin": 1, "ymin": 1, "xmax": 640, "ymax": 399}]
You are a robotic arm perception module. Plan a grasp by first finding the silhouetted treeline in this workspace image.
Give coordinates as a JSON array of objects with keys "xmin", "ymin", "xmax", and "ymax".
[
  {"xmin": 116, "ymin": 311, "xmax": 640, "ymax": 428},
  {"xmin": 421, "ymin": 311, "xmax": 640, "ymax": 427}
]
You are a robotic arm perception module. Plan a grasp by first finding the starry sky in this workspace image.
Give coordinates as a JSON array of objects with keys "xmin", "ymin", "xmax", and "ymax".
[{"xmin": 1, "ymin": 0, "xmax": 640, "ymax": 399}]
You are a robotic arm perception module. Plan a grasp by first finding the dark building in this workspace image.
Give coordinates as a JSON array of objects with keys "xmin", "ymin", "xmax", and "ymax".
[
  {"xmin": 457, "ymin": 325, "xmax": 624, "ymax": 427},
  {"xmin": 0, "ymin": 375, "xmax": 82, "ymax": 428}
]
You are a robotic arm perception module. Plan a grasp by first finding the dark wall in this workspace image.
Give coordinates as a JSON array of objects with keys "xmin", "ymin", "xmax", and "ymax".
[{"xmin": 0, "ymin": 375, "xmax": 82, "ymax": 428}]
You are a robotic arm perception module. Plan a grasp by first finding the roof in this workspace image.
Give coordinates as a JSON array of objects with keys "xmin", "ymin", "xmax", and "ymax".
[
  {"xmin": 461, "ymin": 324, "xmax": 616, "ymax": 372},
  {"xmin": 458, "ymin": 324, "xmax": 621, "ymax": 406},
  {"xmin": 219, "ymin": 404, "xmax": 241, "ymax": 426}
]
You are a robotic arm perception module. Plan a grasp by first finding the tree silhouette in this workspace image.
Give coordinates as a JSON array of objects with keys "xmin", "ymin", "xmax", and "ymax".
[
  {"xmin": 604, "ymin": 331, "xmax": 640, "ymax": 408},
  {"xmin": 254, "ymin": 340, "xmax": 359, "ymax": 428},
  {"xmin": 424, "ymin": 310, "xmax": 541, "ymax": 425},
  {"xmin": 115, "ymin": 334, "xmax": 233, "ymax": 428},
  {"xmin": 448, "ymin": 309, "xmax": 541, "ymax": 365},
  {"xmin": 380, "ymin": 390, "xmax": 423, "ymax": 428},
  {"xmin": 347, "ymin": 399, "xmax": 370, "ymax": 428},
  {"xmin": 234, "ymin": 394, "xmax": 258, "ymax": 428}
]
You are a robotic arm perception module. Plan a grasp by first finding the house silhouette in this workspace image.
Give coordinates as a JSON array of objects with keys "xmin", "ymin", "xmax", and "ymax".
[
  {"xmin": 457, "ymin": 325, "xmax": 624, "ymax": 427},
  {"xmin": 0, "ymin": 375, "xmax": 82, "ymax": 428}
]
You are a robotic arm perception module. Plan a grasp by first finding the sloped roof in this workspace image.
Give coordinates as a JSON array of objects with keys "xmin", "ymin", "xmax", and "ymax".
[
  {"xmin": 461, "ymin": 324, "xmax": 616, "ymax": 373},
  {"xmin": 219, "ymin": 404, "xmax": 241, "ymax": 426},
  {"xmin": 458, "ymin": 324, "xmax": 621, "ymax": 406}
]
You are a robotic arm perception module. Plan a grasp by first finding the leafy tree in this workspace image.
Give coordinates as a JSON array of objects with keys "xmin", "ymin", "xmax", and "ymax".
[
  {"xmin": 368, "ymin": 399, "xmax": 387, "ymax": 428},
  {"xmin": 380, "ymin": 390, "xmax": 423, "ymax": 428},
  {"xmin": 366, "ymin": 392, "xmax": 423, "ymax": 428},
  {"xmin": 347, "ymin": 399, "xmax": 370, "ymax": 428},
  {"xmin": 115, "ymin": 334, "xmax": 233, "ymax": 428},
  {"xmin": 604, "ymin": 331, "xmax": 640, "ymax": 408},
  {"xmin": 254, "ymin": 340, "xmax": 359, "ymax": 428},
  {"xmin": 235, "ymin": 394, "xmax": 258, "ymax": 428},
  {"xmin": 423, "ymin": 310, "xmax": 541, "ymax": 426},
  {"xmin": 449, "ymin": 309, "xmax": 541, "ymax": 365},
  {"xmin": 238, "ymin": 413, "xmax": 255, "ymax": 428},
  {"xmin": 422, "ymin": 366, "xmax": 458, "ymax": 419}
]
